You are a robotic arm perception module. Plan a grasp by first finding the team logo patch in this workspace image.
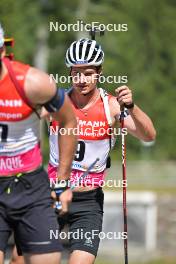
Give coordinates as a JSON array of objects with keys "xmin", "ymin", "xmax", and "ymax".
[{"xmin": 83, "ymin": 237, "xmax": 94, "ymax": 248}]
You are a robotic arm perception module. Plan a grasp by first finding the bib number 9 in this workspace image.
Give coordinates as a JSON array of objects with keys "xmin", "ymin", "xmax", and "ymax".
[{"xmin": 74, "ymin": 141, "xmax": 85, "ymax": 162}]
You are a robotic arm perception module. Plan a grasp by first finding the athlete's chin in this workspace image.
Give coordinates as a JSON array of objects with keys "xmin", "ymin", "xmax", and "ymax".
[
  {"xmin": 78, "ymin": 86, "xmax": 90, "ymax": 94},
  {"xmin": 81, "ymin": 89, "xmax": 90, "ymax": 95}
]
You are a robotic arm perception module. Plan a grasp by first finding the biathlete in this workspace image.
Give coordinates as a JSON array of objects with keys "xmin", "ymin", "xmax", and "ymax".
[
  {"xmin": 48, "ymin": 38, "xmax": 156, "ymax": 264},
  {"xmin": 0, "ymin": 24, "xmax": 77, "ymax": 264}
]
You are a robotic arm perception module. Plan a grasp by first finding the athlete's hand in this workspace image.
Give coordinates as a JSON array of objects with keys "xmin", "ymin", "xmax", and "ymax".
[
  {"xmin": 115, "ymin": 86, "xmax": 133, "ymax": 107},
  {"xmin": 59, "ymin": 188, "xmax": 73, "ymax": 215},
  {"xmin": 51, "ymin": 190, "xmax": 57, "ymax": 205}
]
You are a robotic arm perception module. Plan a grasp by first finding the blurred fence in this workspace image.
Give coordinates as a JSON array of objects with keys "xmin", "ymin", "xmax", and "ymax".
[
  {"xmin": 107, "ymin": 161, "xmax": 176, "ymax": 191},
  {"xmin": 99, "ymin": 160, "xmax": 176, "ymax": 261}
]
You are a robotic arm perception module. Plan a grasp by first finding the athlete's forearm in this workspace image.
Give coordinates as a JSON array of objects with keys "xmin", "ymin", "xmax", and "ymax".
[
  {"xmin": 57, "ymin": 120, "xmax": 77, "ymax": 180},
  {"xmin": 51, "ymin": 95, "xmax": 77, "ymax": 180},
  {"xmin": 127, "ymin": 104, "xmax": 156, "ymax": 141}
]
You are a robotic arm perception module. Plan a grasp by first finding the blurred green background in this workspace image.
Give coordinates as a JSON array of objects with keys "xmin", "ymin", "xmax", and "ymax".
[
  {"xmin": 1, "ymin": 0, "xmax": 176, "ymax": 162},
  {"xmin": 1, "ymin": 0, "xmax": 176, "ymax": 263}
]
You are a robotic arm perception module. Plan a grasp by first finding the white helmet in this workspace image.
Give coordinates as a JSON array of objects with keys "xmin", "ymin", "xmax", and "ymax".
[
  {"xmin": 65, "ymin": 38, "xmax": 104, "ymax": 67},
  {"xmin": 0, "ymin": 24, "xmax": 4, "ymax": 48}
]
